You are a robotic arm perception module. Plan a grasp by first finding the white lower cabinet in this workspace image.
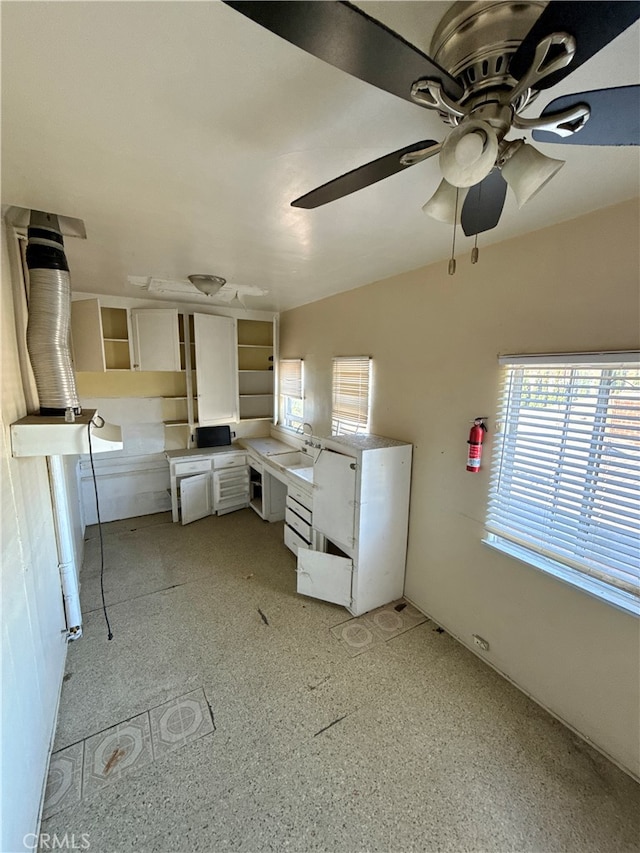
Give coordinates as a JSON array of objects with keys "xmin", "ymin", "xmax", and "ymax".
[
  {"xmin": 179, "ymin": 472, "xmax": 212, "ymax": 525},
  {"xmin": 297, "ymin": 549, "xmax": 353, "ymax": 608},
  {"xmin": 295, "ymin": 434, "xmax": 412, "ymax": 616},
  {"xmin": 284, "ymin": 524, "xmax": 311, "ymax": 556},
  {"xmin": 213, "ymin": 466, "xmax": 250, "ymax": 515},
  {"xmin": 168, "ymin": 449, "xmax": 248, "ymax": 524},
  {"xmin": 284, "ymin": 485, "xmax": 313, "ymax": 555}
]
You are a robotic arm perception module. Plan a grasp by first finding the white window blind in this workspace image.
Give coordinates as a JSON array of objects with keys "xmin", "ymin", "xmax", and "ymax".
[
  {"xmin": 279, "ymin": 359, "xmax": 303, "ymax": 430},
  {"xmin": 279, "ymin": 359, "xmax": 303, "ymax": 399},
  {"xmin": 486, "ymin": 354, "xmax": 640, "ymax": 608},
  {"xmin": 332, "ymin": 356, "xmax": 371, "ymax": 436}
]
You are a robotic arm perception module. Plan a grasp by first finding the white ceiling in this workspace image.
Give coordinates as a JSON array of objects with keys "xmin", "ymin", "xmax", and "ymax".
[{"xmin": 2, "ymin": 1, "xmax": 638, "ymax": 312}]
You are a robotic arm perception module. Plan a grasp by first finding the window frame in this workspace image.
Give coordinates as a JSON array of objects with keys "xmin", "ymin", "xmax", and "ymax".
[
  {"xmin": 484, "ymin": 351, "xmax": 640, "ymax": 617},
  {"xmin": 331, "ymin": 356, "xmax": 372, "ymax": 436}
]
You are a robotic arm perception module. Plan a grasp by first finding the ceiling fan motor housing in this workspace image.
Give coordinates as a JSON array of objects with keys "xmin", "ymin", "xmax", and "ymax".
[{"xmin": 430, "ymin": 0, "xmax": 547, "ymax": 114}]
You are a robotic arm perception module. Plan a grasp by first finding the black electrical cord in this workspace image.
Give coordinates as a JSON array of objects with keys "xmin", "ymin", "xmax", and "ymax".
[{"xmin": 87, "ymin": 420, "xmax": 113, "ymax": 641}]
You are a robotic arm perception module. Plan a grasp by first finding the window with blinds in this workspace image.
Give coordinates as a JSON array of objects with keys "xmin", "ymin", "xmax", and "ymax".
[
  {"xmin": 486, "ymin": 353, "xmax": 640, "ymax": 614},
  {"xmin": 279, "ymin": 359, "xmax": 304, "ymax": 431},
  {"xmin": 331, "ymin": 356, "xmax": 371, "ymax": 436}
]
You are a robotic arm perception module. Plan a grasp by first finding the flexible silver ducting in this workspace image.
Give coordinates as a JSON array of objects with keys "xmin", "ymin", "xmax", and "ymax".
[{"xmin": 25, "ymin": 211, "xmax": 80, "ymax": 415}]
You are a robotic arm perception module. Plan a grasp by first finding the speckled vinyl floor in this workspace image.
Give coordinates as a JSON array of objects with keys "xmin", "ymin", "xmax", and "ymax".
[{"xmin": 42, "ymin": 510, "xmax": 639, "ymax": 853}]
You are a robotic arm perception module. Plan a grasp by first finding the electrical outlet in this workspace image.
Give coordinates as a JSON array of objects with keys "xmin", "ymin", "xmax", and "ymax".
[{"xmin": 472, "ymin": 634, "xmax": 490, "ymax": 652}]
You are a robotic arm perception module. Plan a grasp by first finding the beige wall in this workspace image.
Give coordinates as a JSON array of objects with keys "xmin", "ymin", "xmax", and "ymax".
[
  {"xmin": 280, "ymin": 199, "xmax": 640, "ymax": 778},
  {"xmin": 1, "ymin": 223, "xmax": 70, "ymax": 848}
]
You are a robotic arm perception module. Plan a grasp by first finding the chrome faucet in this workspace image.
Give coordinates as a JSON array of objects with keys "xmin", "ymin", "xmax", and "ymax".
[{"xmin": 300, "ymin": 422, "xmax": 321, "ymax": 449}]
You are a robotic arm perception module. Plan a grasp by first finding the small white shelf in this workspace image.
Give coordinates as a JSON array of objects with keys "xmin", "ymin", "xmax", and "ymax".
[{"xmin": 237, "ymin": 344, "xmax": 273, "ymax": 349}]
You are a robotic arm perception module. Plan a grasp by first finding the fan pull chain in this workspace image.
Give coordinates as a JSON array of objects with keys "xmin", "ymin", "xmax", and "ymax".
[
  {"xmin": 471, "ymin": 177, "xmax": 482, "ymax": 264},
  {"xmin": 448, "ymin": 187, "xmax": 459, "ymax": 276}
]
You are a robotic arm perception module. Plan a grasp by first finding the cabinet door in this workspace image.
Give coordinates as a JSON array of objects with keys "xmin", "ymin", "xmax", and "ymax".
[
  {"xmin": 131, "ymin": 309, "xmax": 180, "ymax": 371},
  {"xmin": 71, "ymin": 299, "xmax": 106, "ymax": 371},
  {"xmin": 194, "ymin": 313, "xmax": 239, "ymax": 424},
  {"xmin": 297, "ymin": 550, "xmax": 353, "ymax": 607},
  {"xmin": 313, "ymin": 450, "xmax": 357, "ymax": 550},
  {"xmin": 179, "ymin": 473, "xmax": 212, "ymax": 525}
]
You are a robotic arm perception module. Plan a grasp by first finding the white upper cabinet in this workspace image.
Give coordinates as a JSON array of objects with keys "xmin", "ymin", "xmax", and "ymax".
[
  {"xmin": 194, "ymin": 313, "xmax": 239, "ymax": 425},
  {"xmin": 71, "ymin": 299, "xmax": 132, "ymax": 371},
  {"xmin": 131, "ymin": 308, "xmax": 181, "ymax": 371}
]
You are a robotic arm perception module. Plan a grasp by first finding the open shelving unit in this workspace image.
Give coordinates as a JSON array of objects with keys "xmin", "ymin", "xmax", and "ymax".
[
  {"xmin": 237, "ymin": 319, "xmax": 274, "ymax": 421},
  {"xmin": 101, "ymin": 306, "xmax": 131, "ymax": 370}
]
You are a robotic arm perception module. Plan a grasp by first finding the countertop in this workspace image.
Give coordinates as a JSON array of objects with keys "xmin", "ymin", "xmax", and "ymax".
[
  {"xmin": 165, "ymin": 444, "xmax": 241, "ymax": 460},
  {"xmin": 236, "ymin": 437, "xmax": 298, "ymax": 456},
  {"xmin": 321, "ymin": 433, "xmax": 411, "ymax": 451}
]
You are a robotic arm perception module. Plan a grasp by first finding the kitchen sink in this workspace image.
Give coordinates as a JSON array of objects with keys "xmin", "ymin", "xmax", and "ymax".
[
  {"xmin": 289, "ymin": 466, "xmax": 313, "ymax": 485},
  {"xmin": 270, "ymin": 450, "xmax": 313, "ymax": 470}
]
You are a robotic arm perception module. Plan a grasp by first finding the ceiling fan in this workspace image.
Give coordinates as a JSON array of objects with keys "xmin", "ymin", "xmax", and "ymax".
[{"xmin": 225, "ymin": 1, "xmax": 639, "ymax": 237}]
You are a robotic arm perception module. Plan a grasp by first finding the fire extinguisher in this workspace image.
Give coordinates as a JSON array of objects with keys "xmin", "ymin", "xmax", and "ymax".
[{"xmin": 467, "ymin": 417, "xmax": 488, "ymax": 472}]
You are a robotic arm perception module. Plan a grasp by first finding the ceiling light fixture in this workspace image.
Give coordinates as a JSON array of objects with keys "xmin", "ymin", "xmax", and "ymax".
[
  {"xmin": 499, "ymin": 140, "xmax": 565, "ymax": 208},
  {"xmin": 422, "ymin": 179, "xmax": 469, "ymax": 224},
  {"xmin": 439, "ymin": 119, "xmax": 499, "ymax": 188},
  {"xmin": 188, "ymin": 274, "xmax": 226, "ymax": 296}
]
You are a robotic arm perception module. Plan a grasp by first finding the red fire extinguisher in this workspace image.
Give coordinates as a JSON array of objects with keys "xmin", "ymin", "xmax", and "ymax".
[{"xmin": 467, "ymin": 417, "xmax": 488, "ymax": 472}]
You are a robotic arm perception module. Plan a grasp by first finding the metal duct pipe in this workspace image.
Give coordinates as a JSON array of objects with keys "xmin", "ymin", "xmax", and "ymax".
[{"xmin": 25, "ymin": 210, "xmax": 80, "ymax": 416}]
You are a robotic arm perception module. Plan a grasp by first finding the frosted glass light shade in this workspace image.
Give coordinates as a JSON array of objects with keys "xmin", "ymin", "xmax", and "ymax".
[
  {"xmin": 440, "ymin": 120, "xmax": 499, "ymax": 188},
  {"xmin": 188, "ymin": 274, "xmax": 225, "ymax": 296},
  {"xmin": 422, "ymin": 180, "xmax": 468, "ymax": 223},
  {"xmin": 501, "ymin": 143, "xmax": 565, "ymax": 207}
]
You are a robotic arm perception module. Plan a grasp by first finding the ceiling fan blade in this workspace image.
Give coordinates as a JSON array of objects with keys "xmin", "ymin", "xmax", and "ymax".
[
  {"xmin": 224, "ymin": 1, "xmax": 463, "ymax": 103},
  {"xmin": 291, "ymin": 140, "xmax": 440, "ymax": 209},
  {"xmin": 533, "ymin": 85, "xmax": 640, "ymax": 146},
  {"xmin": 510, "ymin": 1, "xmax": 640, "ymax": 91},
  {"xmin": 461, "ymin": 171, "xmax": 508, "ymax": 237}
]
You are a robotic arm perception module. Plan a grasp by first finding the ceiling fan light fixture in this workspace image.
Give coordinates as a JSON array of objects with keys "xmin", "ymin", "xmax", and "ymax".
[
  {"xmin": 440, "ymin": 120, "xmax": 499, "ymax": 188},
  {"xmin": 422, "ymin": 179, "xmax": 468, "ymax": 224},
  {"xmin": 500, "ymin": 140, "xmax": 565, "ymax": 208},
  {"xmin": 187, "ymin": 274, "xmax": 226, "ymax": 296}
]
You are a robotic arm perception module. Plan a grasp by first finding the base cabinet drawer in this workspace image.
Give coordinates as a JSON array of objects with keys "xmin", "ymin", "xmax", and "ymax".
[
  {"xmin": 284, "ymin": 524, "xmax": 310, "ymax": 555},
  {"xmin": 213, "ymin": 467, "xmax": 249, "ymax": 512},
  {"xmin": 214, "ymin": 452, "xmax": 246, "ymax": 469},
  {"xmin": 286, "ymin": 495, "xmax": 312, "ymax": 525},
  {"xmin": 174, "ymin": 459, "xmax": 212, "ymax": 477},
  {"xmin": 285, "ymin": 507, "xmax": 312, "ymax": 541},
  {"xmin": 288, "ymin": 483, "xmax": 312, "ymax": 511}
]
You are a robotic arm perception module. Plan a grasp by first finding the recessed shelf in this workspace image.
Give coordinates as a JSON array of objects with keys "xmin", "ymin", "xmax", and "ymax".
[
  {"xmin": 239, "ymin": 393, "xmax": 273, "ymax": 398},
  {"xmin": 237, "ymin": 344, "xmax": 273, "ymax": 349}
]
